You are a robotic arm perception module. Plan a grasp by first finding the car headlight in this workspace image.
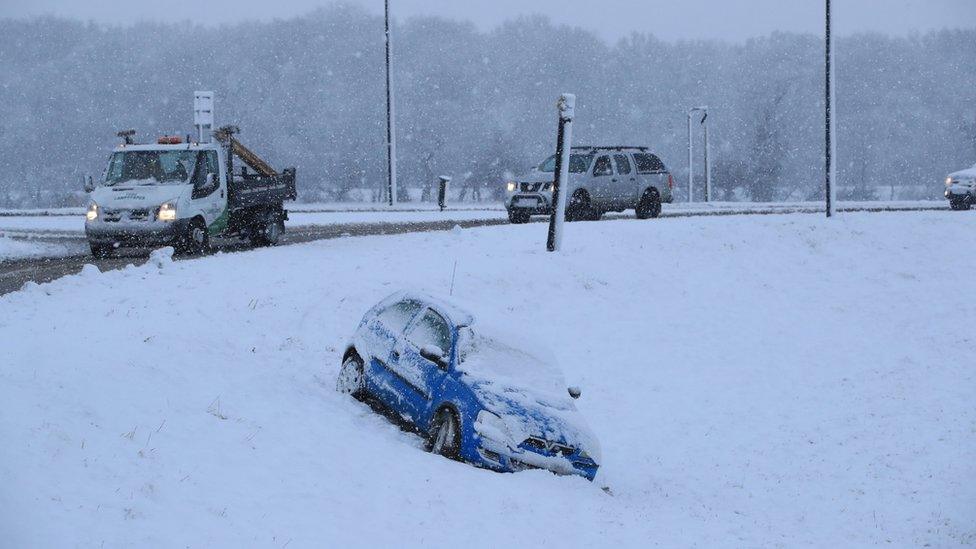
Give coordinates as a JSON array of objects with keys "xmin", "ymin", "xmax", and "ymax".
[
  {"xmin": 506, "ymin": 181, "xmax": 517, "ymax": 192},
  {"xmin": 543, "ymin": 182, "xmax": 553, "ymax": 192},
  {"xmin": 475, "ymin": 410, "xmax": 516, "ymax": 447},
  {"xmin": 157, "ymin": 202, "xmax": 177, "ymax": 222},
  {"xmin": 946, "ymin": 177, "xmax": 953, "ymax": 186},
  {"xmin": 86, "ymin": 202, "xmax": 98, "ymax": 221}
]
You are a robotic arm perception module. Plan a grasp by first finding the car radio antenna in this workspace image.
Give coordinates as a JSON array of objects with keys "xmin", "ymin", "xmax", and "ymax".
[{"xmin": 449, "ymin": 260, "xmax": 458, "ymax": 296}]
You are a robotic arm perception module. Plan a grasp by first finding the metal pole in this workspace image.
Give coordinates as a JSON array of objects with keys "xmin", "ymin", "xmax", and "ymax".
[
  {"xmin": 547, "ymin": 93, "xmax": 575, "ymax": 252},
  {"xmin": 687, "ymin": 112, "xmax": 693, "ymax": 203},
  {"xmin": 384, "ymin": 0, "xmax": 398, "ymax": 206},
  {"xmin": 703, "ymin": 112, "xmax": 711, "ymax": 202},
  {"xmin": 825, "ymin": 0, "xmax": 836, "ymax": 217}
]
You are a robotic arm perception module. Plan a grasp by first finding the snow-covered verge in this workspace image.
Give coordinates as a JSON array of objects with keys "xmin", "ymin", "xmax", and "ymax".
[
  {"xmin": 0, "ymin": 234, "xmax": 73, "ymax": 261},
  {"xmin": 1, "ymin": 212, "xmax": 973, "ymax": 547}
]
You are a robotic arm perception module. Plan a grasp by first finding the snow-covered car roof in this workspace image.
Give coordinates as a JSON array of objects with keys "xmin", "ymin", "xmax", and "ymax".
[
  {"xmin": 948, "ymin": 164, "xmax": 976, "ymax": 179},
  {"xmin": 375, "ymin": 290, "xmax": 475, "ymax": 328}
]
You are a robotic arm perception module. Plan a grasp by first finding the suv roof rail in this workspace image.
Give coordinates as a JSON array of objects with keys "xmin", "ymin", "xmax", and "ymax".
[{"xmin": 571, "ymin": 145, "xmax": 649, "ymax": 152}]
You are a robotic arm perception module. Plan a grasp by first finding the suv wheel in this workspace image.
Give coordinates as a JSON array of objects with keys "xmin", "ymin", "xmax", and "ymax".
[
  {"xmin": 508, "ymin": 209, "xmax": 530, "ymax": 224},
  {"xmin": 636, "ymin": 189, "xmax": 662, "ymax": 219},
  {"xmin": 566, "ymin": 190, "xmax": 592, "ymax": 222}
]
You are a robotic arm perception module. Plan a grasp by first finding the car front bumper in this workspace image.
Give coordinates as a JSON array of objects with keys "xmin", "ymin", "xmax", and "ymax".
[
  {"xmin": 85, "ymin": 219, "xmax": 190, "ymax": 247},
  {"xmin": 469, "ymin": 434, "xmax": 599, "ymax": 481}
]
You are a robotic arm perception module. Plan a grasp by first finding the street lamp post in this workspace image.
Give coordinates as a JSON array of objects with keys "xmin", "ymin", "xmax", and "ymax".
[
  {"xmin": 687, "ymin": 106, "xmax": 710, "ymax": 202},
  {"xmin": 825, "ymin": 0, "xmax": 837, "ymax": 217},
  {"xmin": 384, "ymin": 0, "xmax": 397, "ymax": 206}
]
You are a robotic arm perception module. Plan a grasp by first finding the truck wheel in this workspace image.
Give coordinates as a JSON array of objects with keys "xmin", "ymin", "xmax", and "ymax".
[
  {"xmin": 566, "ymin": 190, "xmax": 592, "ymax": 222},
  {"xmin": 508, "ymin": 209, "xmax": 530, "ymax": 224},
  {"xmin": 252, "ymin": 218, "xmax": 284, "ymax": 246},
  {"xmin": 636, "ymin": 189, "xmax": 662, "ymax": 219},
  {"xmin": 178, "ymin": 218, "xmax": 210, "ymax": 256},
  {"xmin": 90, "ymin": 243, "xmax": 114, "ymax": 259}
]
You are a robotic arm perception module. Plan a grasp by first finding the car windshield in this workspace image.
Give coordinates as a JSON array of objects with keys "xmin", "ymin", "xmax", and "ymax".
[
  {"xmin": 455, "ymin": 326, "xmax": 569, "ymax": 403},
  {"xmin": 537, "ymin": 154, "xmax": 593, "ymax": 174},
  {"xmin": 103, "ymin": 150, "xmax": 201, "ymax": 186}
]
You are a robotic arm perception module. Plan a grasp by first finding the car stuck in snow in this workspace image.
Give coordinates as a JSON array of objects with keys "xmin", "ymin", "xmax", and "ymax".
[{"xmin": 337, "ymin": 291, "xmax": 601, "ymax": 480}]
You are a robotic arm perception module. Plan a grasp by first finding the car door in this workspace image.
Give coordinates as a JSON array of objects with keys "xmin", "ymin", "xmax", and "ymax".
[
  {"xmin": 363, "ymin": 299, "xmax": 424, "ymax": 407},
  {"xmin": 190, "ymin": 150, "xmax": 225, "ymax": 227},
  {"xmin": 612, "ymin": 154, "xmax": 638, "ymax": 208},
  {"xmin": 387, "ymin": 307, "xmax": 454, "ymax": 423},
  {"xmin": 589, "ymin": 154, "xmax": 614, "ymax": 208}
]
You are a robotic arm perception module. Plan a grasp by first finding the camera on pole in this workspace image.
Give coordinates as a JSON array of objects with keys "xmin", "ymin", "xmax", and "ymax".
[
  {"xmin": 437, "ymin": 176, "xmax": 451, "ymax": 211},
  {"xmin": 546, "ymin": 93, "xmax": 576, "ymax": 253}
]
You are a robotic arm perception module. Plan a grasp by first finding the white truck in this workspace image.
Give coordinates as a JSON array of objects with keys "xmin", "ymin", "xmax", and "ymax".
[
  {"xmin": 83, "ymin": 126, "xmax": 296, "ymax": 257},
  {"xmin": 945, "ymin": 164, "xmax": 976, "ymax": 211}
]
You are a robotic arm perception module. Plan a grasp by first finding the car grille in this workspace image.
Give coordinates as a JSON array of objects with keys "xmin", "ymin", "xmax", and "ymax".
[
  {"xmin": 102, "ymin": 209, "xmax": 151, "ymax": 223},
  {"xmin": 520, "ymin": 182, "xmax": 542, "ymax": 192},
  {"xmin": 522, "ymin": 436, "xmax": 575, "ymax": 457}
]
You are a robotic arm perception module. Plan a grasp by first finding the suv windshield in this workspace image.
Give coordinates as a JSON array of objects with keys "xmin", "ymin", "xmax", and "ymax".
[
  {"xmin": 538, "ymin": 154, "xmax": 594, "ymax": 174},
  {"xmin": 103, "ymin": 150, "xmax": 201, "ymax": 186}
]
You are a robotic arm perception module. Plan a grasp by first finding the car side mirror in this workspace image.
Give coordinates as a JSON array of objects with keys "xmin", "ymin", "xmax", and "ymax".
[
  {"xmin": 83, "ymin": 175, "xmax": 94, "ymax": 193},
  {"xmin": 568, "ymin": 386, "xmax": 581, "ymax": 399},
  {"xmin": 420, "ymin": 345, "xmax": 449, "ymax": 370},
  {"xmin": 206, "ymin": 172, "xmax": 215, "ymax": 186}
]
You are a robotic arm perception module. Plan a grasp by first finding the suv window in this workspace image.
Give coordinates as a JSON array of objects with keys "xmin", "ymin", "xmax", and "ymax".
[
  {"xmin": 613, "ymin": 154, "xmax": 632, "ymax": 175},
  {"xmin": 377, "ymin": 300, "xmax": 423, "ymax": 333},
  {"xmin": 406, "ymin": 308, "xmax": 452, "ymax": 354},
  {"xmin": 633, "ymin": 153, "xmax": 665, "ymax": 173},
  {"xmin": 593, "ymin": 155, "xmax": 613, "ymax": 177}
]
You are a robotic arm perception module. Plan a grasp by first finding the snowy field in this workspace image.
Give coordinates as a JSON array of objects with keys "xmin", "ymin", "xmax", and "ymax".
[{"xmin": 1, "ymin": 211, "xmax": 973, "ymax": 547}]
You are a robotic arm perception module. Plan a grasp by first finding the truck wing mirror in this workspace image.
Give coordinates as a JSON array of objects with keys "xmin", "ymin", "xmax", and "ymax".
[
  {"xmin": 83, "ymin": 175, "xmax": 94, "ymax": 193},
  {"xmin": 205, "ymin": 172, "xmax": 216, "ymax": 188}
]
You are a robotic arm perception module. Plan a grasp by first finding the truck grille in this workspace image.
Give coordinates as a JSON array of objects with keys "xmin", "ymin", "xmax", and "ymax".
[{"xmin": 102, "ymin": 209, "xmax": 150, "ymax": 222}]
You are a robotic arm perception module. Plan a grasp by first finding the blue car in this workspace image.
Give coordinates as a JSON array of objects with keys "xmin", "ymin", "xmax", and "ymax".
[{"xmin": 336, "ymin": 291, "xmax": 601, "ymax": 480}]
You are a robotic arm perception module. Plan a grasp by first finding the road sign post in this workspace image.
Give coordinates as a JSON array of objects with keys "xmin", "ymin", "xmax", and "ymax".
[{"xmin": 547, "ymin": 93, "xmax": 576, "ymax": 252}]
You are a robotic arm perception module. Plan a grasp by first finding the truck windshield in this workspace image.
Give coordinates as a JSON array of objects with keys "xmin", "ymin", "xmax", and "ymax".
[
  {"xmin": 103, "ymin": 150, "xmax": 200, "ymax": 186},
  {"xmin": 538, "ymin": 154, "xmax": 593, "ymax": 174}
]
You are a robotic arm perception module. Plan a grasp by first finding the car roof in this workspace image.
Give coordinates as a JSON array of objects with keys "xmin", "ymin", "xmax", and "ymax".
[
  {"xmin": 571, "ymin": 146, "xmax": 650, "ymax": 153},
  {"xmin": 376, "ymin": 290, "xmax": 475, "ymax": 328}
]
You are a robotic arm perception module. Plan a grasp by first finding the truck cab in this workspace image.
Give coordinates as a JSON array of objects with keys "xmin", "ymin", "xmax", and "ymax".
[
  {"xmin": 85, "ymin": 132, "xmax": 295, "ymax": 257},
  {"xmin": 504, "ymin": 146, "xmax": 674, "ymax": 223}
]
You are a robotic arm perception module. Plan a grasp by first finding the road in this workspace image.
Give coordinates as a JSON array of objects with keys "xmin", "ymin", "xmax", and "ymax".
[{"xmin": 0, "ymin": 202, "xmax": 950, "ymax": 296}]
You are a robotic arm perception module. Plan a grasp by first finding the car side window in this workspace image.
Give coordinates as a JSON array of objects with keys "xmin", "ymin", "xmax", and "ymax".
[
  {"xmin": 633, "ymin": 153, "xmax": 665, "ymax": 173},
  {"xmin": 377, "ymin": 300, "xmax": 423, "ymax": 334},
  {"xmin": 613, "ymin": 154, "xmax": 632, "ymax": 175},
  {"xmin": 593, "ymin": 155, "xmax": 613, "ymax": 177},
  {"xmin": 406, "ymin": 308, "xmax": 452, "ymax": 354}
]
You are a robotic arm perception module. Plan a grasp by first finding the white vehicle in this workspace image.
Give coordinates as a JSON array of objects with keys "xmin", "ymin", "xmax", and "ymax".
[
  {"xmin": 84, "ymin": 128, "xmax": 296, "ymax": 257},
  {"xmin": 504, "ymin": 146, "xmax": 674, "ymax": 223},
  {"xmin": 945, "ymin": 164, "xmax": 976, "ymax": 211}
]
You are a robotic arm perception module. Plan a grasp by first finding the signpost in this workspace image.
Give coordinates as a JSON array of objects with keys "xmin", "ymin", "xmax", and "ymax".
[
  {"xmin": 825, "ymin": 0, "xmax": 837, "ymax": 217},
  {"xmin": 547, "ymin": 93, "xmax": 576, "ymax": 252}
]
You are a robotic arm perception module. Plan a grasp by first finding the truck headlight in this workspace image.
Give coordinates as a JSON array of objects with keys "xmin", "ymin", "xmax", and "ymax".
[
  {"xmin": 86, "ymin": 202, "xmax": 98, "ymax": 221},
  {"xmin": 506, "ymin": 181, "xmax": 517, "ymax": 192},
  {"xmin": 157, "ymin": 202, "xmax": 177, "ymax": 222}
]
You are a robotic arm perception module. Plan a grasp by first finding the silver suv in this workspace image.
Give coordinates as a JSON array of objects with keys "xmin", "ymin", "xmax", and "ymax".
[{"xmin": 504, "ymin": 146, "xmax": 674, "ymax": 223}]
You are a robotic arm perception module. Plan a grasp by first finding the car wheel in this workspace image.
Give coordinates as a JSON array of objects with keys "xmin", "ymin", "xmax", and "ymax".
[
  {"xmin": 178, "ymin": 218, "xmax": 210, "ymax": 256},
  {"xmin": 636, "ymin": 189, "xmax": 662, "ymax": 219},
  {"xmin": 566, "ymin": 190, "xmax": 592, "ymax": 222},
  {"xmin": 336, "ymin": 354, "xmax": 366, "ymax": 399},
  {"xmin": 90, "ymin": 243, "xmax": 114, "ymax": 259},
  {"xmin": 507, "ymin": 209, "xmax": 530, "ymax": 224},
  {"xmin": 427, "ymin": 408, "xmax": 461, "ymax": 460}
]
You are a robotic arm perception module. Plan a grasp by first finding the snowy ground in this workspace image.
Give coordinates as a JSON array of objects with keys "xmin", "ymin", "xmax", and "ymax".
[
  {"xmin": 0, "ymin": 200, "xmax": 945, "ymax": 235},
  {"xmin": 1, "ymin": 211, "xmax": 973, "ymax": 547},
  {"xmin": 0, "ymin": 233, "xmax": 75, "ymax": 261}
]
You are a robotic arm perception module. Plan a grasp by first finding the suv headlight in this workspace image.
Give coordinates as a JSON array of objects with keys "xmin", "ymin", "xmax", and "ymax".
[
  {"xmin": 946, "ymin": 177, "xmax": 953, "ymax": 186},
  {"xmin": 475, "ymin": 410, "xmax": 516, "ymax": 447},
  {"xmin": 506, "ymin": 181, "xmax": 517, "ymax": 193},
  {"xmin": 86, "ymin": 202, "xmax": 98, "ymax": 221},
  {"xmin": 157, "ymin": 202, "xmax": 177, "ymax": 222}
]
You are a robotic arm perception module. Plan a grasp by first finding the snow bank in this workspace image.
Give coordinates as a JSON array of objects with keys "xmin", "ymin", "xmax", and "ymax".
[
  {"xmin": 0, "ymin": 234, "xmax": 71, "ymax": 260},
  {"xmin": 1, "ymin": 211, "xmax": 973, "ymax": 546}
]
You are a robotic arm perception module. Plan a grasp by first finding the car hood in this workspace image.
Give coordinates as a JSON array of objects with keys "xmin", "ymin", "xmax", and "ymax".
[{"xmin": 90, "ymin": 183, "xmax": 189, "ymax": 210}]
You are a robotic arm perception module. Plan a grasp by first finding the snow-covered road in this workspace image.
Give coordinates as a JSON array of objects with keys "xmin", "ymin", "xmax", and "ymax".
[{"xmin": 1, "ymin": 211, "xmax": 973, "ymax": 547}]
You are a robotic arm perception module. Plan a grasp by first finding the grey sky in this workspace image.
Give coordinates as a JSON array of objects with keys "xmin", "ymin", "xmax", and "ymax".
[{"xmin": 1, "ymin": 0, "xmax": 973, "ymax": 42}]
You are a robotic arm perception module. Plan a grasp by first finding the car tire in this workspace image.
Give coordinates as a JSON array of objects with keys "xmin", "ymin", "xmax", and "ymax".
[
  {"xmin": 508, "ymin": 209, "xmax": 530, "ymax": 224},
  {"xmin": 90, "ymin": 243, "xmax": 114, "ymax": 259},
  {"xmin": 636, "ymin": 189, "xmax": 662, "ymax": 219},
  {"xmin": 336, "ymin": 354, "xmax": 366, "ymax": 399},
  {"xmin": 949, "ymin": 199, "xmax": 971, "ymax": 211},
  {"xmin": 426, "ymin": 408, "xmax": 461, "ymax": 460},
  {"xmin": 177, "ymin": 218, "xmax": 210, "ymax": 256},
  {"xmin": 566, "ymin": 190, "xmax": 592, "ymax": 222},
  {"xmin": 252, "ymin": 217, "xmax": 284, "ymax": 246}
]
